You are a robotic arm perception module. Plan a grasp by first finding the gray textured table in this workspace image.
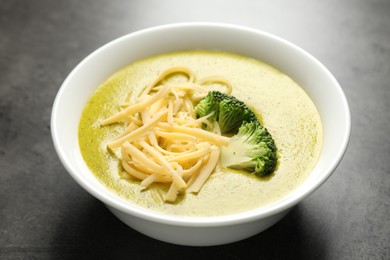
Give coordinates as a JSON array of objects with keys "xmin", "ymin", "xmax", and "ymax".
[{"xmin": 1, "ymin": 0, "xmax": 389, "ymax": 259}]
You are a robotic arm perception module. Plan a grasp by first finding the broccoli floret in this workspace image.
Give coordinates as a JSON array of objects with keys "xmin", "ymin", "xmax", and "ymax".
[
  {"xmin": 194, "ymin": 90, "xmax": 225, "ymax": 121},
  {"xmin": 195, "ymin": 91, "xmax": 278, "ymax": 176},
  {"xmin": 195, "ymin": 91, "xmax": 258, "ymax": 134},
  {"xmin": 218, "ymin": 98, "xmax": 258, "ymax": 134},
  {"xmin": 220, "ymin": 121, "xmax": 277, "ymax": 177}
]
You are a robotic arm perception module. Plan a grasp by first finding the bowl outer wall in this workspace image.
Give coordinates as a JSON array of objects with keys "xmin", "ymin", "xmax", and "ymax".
[
  {"xmin": 51, "ymin": 23, "xmax": 351, "ymax": 228},
  {"xmin": 106, "ymin": 204, "xmax": 291, "ymax": 246}
]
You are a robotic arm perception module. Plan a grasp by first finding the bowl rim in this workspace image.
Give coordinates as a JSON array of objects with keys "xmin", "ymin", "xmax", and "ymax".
[{"xmin": 51, "ymin": 22, "xmax": 351, "ymax": 227}]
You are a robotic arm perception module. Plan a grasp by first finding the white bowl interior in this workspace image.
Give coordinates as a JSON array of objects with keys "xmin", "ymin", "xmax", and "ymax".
[{"xmin": 51, "ymin": 23, "xmax": 350, "ymax": 226}]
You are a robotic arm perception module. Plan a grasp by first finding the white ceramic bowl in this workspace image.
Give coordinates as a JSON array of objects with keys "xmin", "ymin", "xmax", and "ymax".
[{"xmin": 51, "ymin": 23, "xmax": 350, "ymax": 246}]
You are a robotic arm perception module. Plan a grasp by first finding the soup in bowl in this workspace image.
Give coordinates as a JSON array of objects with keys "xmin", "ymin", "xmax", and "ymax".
[{"xmin": 51, "ymin": 23, "xmax": 350, "ymax": 246}]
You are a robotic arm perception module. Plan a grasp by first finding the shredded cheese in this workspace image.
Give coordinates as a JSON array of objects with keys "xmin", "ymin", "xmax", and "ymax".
[{"xmin": 101, "ymin": 67, "xmax": 233, "ymax": 202}]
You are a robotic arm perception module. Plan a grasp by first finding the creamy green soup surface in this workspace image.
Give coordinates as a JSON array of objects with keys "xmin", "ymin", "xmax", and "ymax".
[{"xmin": 78, "ymin": 50, "xmax": 322, "ymax": 217}]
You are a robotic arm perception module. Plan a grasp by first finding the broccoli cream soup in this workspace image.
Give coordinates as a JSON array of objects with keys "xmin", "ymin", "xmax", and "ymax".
[{"xmin": 78, "ymin": 51, "xmax": 322, "ymax": 216}]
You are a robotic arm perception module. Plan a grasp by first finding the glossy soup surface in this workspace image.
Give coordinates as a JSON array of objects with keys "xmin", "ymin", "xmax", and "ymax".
[{"xmin": 78, "ymin": 51, "xmax": 322, "ymax": 216}]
